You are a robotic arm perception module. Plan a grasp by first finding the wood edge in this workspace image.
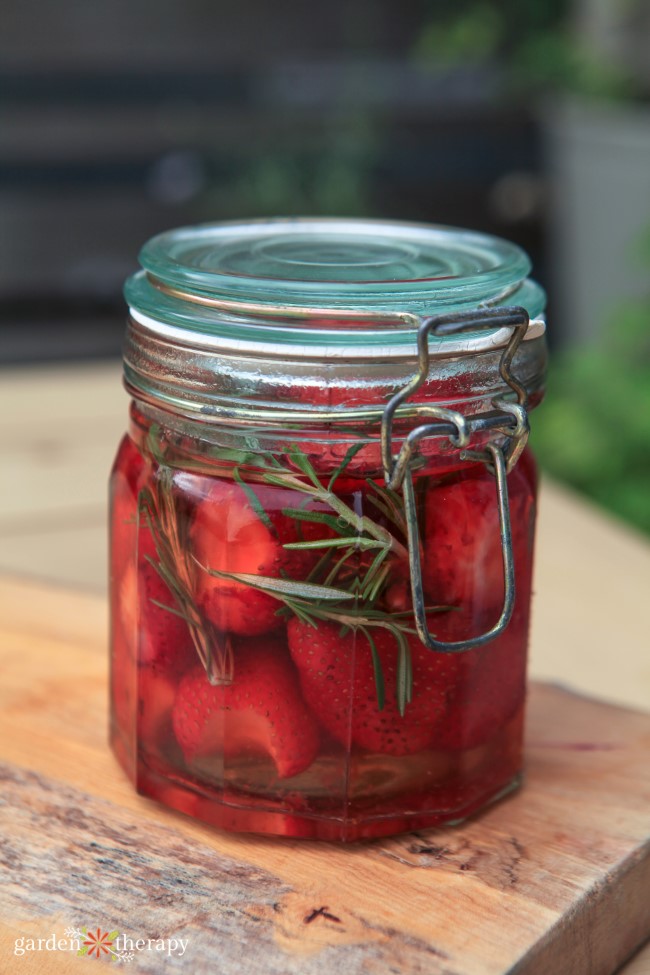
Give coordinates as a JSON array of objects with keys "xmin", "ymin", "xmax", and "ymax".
[{"xmin": 512, "ymin": 839, "xmax": 650, "ymax": 975}]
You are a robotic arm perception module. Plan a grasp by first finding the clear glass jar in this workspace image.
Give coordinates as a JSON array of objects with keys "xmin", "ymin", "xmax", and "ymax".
[{"xmin": 110, "ymin": 218, "xmax": 547, "ymax": 841}]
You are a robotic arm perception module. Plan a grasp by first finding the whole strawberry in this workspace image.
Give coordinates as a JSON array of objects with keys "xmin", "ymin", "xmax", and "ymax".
[
  {"xmin": 287, "ymin": 618, "xmax": 461, "ymax": 756},
  {"xmin": 420, "ymin": 452, "xmax": 536, "ymax": 749},
  {"xmin": 422, "ymin": 461, "xmax": 535, "ymax": 623},
  {"xmin": 172, "ymin": 636, "xmax": 320, "ymax": 779}
]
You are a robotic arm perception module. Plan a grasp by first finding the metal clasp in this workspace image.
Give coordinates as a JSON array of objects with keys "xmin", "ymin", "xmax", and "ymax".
[{"xmin": 381, "ymin": 306, "xmax": 532, "ymax": 654}]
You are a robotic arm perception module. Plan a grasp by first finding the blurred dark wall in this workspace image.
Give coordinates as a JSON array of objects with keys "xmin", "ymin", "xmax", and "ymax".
[{"xmin": 1, "ymin": 0, "xmax": 546, "ymax": 363}]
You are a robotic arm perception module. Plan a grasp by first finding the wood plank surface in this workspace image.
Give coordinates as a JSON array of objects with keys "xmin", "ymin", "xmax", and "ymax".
[{"xmin": 0, "ymin": 577, "xmax": 648, "ymax": 975}]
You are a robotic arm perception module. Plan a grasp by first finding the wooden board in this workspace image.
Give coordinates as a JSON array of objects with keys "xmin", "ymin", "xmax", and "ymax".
[{"xmin": 0, "ymin": 576, "xmax": 648, "ymax": 975}]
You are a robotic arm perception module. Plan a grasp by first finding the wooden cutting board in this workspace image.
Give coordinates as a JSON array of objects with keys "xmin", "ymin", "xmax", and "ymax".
[{"xmin": 0, "ymin": 577, "xmax": 648, "ymax": 975}]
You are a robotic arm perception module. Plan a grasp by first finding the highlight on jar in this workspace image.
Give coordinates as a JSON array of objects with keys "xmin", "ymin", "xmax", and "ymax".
[{"xmin": 109, "ymin": 218, "xmax": 548, "ymax": 841}]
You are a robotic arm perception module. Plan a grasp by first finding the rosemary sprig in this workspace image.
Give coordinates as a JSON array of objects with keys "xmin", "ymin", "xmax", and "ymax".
[
  {"xmin": 140, "ymin": 429, "xmax": 450, "ymax": 714},
  {"xmin": 233, "ymin": 467, "xmax": 277, "ymax": 536},
  {"xmin": 260, "ymin": 451, "xmax": 409, "ymax": 562},
  {"xmin": 359, "ymin": 626, "xmax": 385, "ymax": 711},
  {"xmin": 365, "ymin": 479, "xmax": 409, "ymax": 537},
  {"xmin": 138, "ymin": 458, "xmax": 235, "ymax": 685},
  {"xmin": 196, "ymin": 566, "xmax": 356, "ymax": 603},
  {"xmin": 201, "ymin": 562, "xmax": 450, "ymax": 717},
  {"xmin": 198, "ymin": 443, "xmax": 428, "ymax": 714},
  {"xmin": 327, "ymin": 442, "xmax": 368, "ymax": 491},
  {"xmin": 284, "ymin": 537, "xmax": 388, "ymax": 552}
]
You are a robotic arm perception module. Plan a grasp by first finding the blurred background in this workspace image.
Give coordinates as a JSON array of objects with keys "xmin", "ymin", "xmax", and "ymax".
[{"xmin": 2, "ymin": 0, "xmax": 649, "ymax": 533}]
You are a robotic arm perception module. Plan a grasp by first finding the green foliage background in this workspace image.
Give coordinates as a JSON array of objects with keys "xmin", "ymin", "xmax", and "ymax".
[{"xmin": 532, "ymin": 247, "xmax": 650, "ymax": 534}]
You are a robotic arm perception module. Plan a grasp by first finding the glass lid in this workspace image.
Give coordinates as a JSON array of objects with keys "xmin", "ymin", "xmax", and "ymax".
[{"xmin": 137, "ymin": 217, "xmax": 532, "ymax": 311}]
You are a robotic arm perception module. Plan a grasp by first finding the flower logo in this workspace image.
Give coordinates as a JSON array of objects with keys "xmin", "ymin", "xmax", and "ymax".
[{"xmin": 77, "ymin": 928, "xmax": 121, "ymax": 961}]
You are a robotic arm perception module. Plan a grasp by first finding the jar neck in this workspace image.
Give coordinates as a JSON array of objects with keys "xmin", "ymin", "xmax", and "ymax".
[
  {"xmin": 125, "ymin": 285, "xmax": 547, "ymax": 484},
  {"xmin": 123, "ymin": 312, "xmax": 546, "ymax": 431},
  {"xmin": 127, "ymin": 383, "xmax": 536, "ymax": 483}
]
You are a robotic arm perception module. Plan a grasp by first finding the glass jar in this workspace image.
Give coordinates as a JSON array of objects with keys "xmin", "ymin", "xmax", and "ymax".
[{"xmin": 110, "ymin": 218, "xmax": 547, "ymax": 842}]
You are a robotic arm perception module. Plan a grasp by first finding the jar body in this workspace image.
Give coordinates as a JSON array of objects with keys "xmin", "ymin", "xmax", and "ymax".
[{"xmin": 110, "ymin": 405, "xmax": 537, "ymax": 842}]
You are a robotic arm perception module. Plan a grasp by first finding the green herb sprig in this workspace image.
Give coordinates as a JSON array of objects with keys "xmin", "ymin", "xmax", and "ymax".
[{"xmin": 140, "ymin": 428, "xmax": 450, "ymax": 714}]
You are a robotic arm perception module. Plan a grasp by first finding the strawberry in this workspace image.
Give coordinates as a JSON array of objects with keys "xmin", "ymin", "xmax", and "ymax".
[
  {"xmin": 287, "ymin": 618, "xmax": 459, "ymax": 756},
  {"xmin": 111, "ymin": 441, "xmax": 195, "ymax": 681},
  {"xmin": 110, "ymin": 436, "xmax": 145, "ymax": 630},
  {"xmin": 119, "ymin": 544, "xmax": 196, "ymax": 679},
  {"xmin": 110, "ymin": 435, "xmax": 146, "ymax": 742},
  {"xmin": 188, "ymin": 478, "xmax": 317, "ymax": 636},
  {"xmin": 431, "ymin": 603, "xmax": 529, "ymax": 751},
  {"xmin": 421, "ymin": 453, "xmax": 535, "ymax": 750},
  {"xmin": 111, "ymin": 438, "xmax": 196, "ymax": 751},
  {"xmin": 172, "ymin": 636, "xmax": 320, "ymax": 778},
  {"xmin": 422, "ymin": 460, "xmax": 535, "ymax": 624},
  {"xmin": 287, "ymin": 607, "xmax": 530, "ymax": 757}
]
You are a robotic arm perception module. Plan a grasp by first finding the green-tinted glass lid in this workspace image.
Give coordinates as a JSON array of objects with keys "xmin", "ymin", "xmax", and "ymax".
[{"xmin": 137, "ymin": 217, "xmax": 536, "ymax": 313}]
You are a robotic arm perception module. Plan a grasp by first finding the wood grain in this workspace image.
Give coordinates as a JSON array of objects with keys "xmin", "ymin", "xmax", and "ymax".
[{"xmin": 0, "ymin": 577, "xmax": 648, "ymax": 975}]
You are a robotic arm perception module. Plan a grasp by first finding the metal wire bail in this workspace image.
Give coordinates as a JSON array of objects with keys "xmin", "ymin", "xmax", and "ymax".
[
  {"xmin": 381, "ymin": 306, "xmax": 532, "ymax": 654},
  {"xmin": 403, "ymin": 443, "xmax": 515, "ymax": 652}
]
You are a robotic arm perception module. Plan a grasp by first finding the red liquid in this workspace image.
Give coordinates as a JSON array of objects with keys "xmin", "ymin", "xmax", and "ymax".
[{"xmin": 109, "ymin": 425, "xmax": 536, "ymax": 842}]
